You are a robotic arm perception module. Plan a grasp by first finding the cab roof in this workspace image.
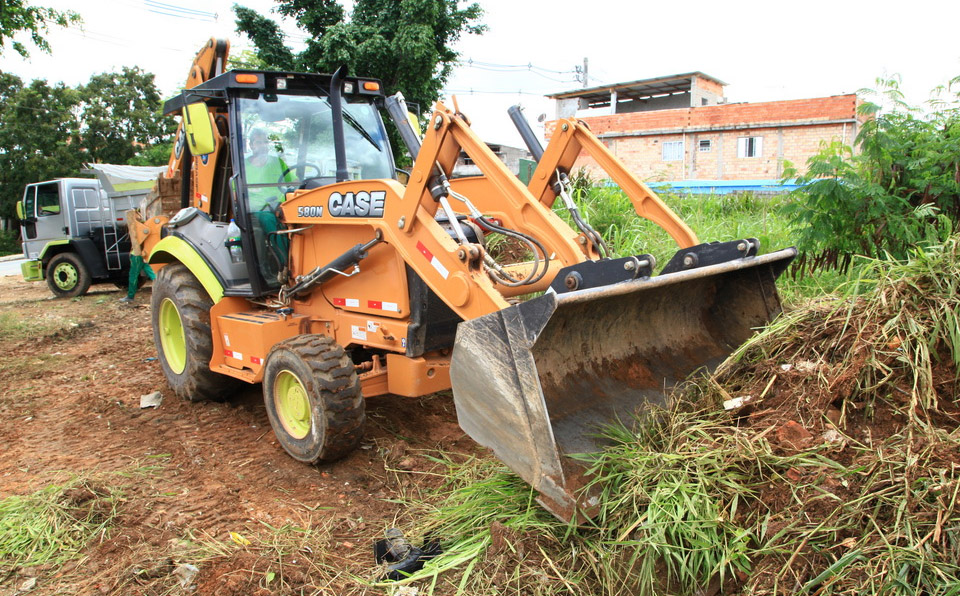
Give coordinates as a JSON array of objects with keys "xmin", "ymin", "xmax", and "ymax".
[{"xmin": 163, "ymin": 69, "xmax": 385, "ymax": 116}]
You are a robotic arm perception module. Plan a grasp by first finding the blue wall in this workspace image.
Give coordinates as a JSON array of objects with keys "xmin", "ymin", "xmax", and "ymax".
[{"xmin": 615, "ymin": 179, "xmax": 803, "ymax": 195}]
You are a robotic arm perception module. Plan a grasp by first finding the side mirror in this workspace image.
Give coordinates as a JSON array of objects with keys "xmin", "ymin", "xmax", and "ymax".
[
  {"xmin": 15, "ymin": 200, "xmax": 25, "ymax": 220},
  {"xmin": 395, "ymin": 169, "xmax": 410, "ymax": 185},
  {"xmin": 406, "ymin": 111, "xmax": 421, "ymax": 137},
  {"xmin": 182, "ymin": 102, "xmax": 216, "ymax": 156}
]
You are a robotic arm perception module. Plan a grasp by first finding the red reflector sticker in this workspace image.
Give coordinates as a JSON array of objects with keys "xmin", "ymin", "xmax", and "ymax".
[
  {"xmin": 368, "ymin": 300, "xmax": 382, "ymax": 309},
  {"xmin": 333, "ymin": 297, "xmax": 346, "ymax": 306},
  {"xmin": 251, "ymin": 356, "xmax": 262, "ymax": 365},
  {"xmin": 416, "ymin": 241, "xmax": 432, "ymax": 260}
]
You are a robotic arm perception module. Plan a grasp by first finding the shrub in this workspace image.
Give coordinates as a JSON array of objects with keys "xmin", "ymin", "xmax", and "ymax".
[{"xmin": 783, "ymin": 75, "xmax": 960, "ymax": 274}]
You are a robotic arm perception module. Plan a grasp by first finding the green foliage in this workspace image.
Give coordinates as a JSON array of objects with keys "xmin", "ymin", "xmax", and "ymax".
[
  {"xmin": 400, "ymin": 233, "xmax": 960, "ymax": 593},
  {"xmin": 578, "ymin": 414, "xmax": 762, "ymax": 596},
  {"xmin": 127, "ymin": 141, "xmax": 174, "ymax": 167},
  {"xmin": 552, "ymin": 175, "xmax": 838, "ymax": 303},
  {"xmin": 0, "ymin": 72, "xmax": 82, "ymax": 220},
  {"xmin": 561, "ymin": 180, "xmax": 795, "ymax": 268},
  {"xmin": 784, "ymin": 75, "xmax": 960, "ymax": 273},
  {"xmin": 0, "ymin": 0, "xmax": 80, "ymax": 57},
  {"xmin": 0, "ymin": 69, "xmax": 171, "ymax": 219},
  {"xmin": 77, "ymin": 67, "xmax": 174, "ymax": 165},
  {"xmin": 0, "ymin": 229, "xmax": 20, "ymax": 256},
  {"xmin": 233, "ymin": 0, "xmax": 486, "ymax": 114},
  {"xmin": 226, "ymin": 48, "xmax": 269, "ymax": 71},
  {"xmin": 0, "ymin": 477, "xmax": 120, "ymax": 575}
]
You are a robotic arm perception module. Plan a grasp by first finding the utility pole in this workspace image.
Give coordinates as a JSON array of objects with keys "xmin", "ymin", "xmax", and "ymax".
[{"xmin": 582, "ymin": 57, "xmax": 589, "ymax": 88}]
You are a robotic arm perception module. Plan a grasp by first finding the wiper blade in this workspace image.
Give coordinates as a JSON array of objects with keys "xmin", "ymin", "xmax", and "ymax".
[
  {"xmin": 319, "ymin": 94, "xmax": 383, "ymax": 153},
  {"xmin": 342, "ymin": 109, "xmax": 383, "ymax": 153}
]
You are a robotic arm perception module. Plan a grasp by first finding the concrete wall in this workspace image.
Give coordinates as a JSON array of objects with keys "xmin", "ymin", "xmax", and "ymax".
[
  {"xmin": 615, "ymin": 92, "xmax": 691, "ymax": 114},
  {"xmin": 557, "ymin": 75, "xmax": 727, "ymax": 118},
  {"xmin": 571, "ymin": 122, "xmax": 857, "ymax": 181},
  {"xmin": 453, "ymin": 143, "xmax": 532, "ymax": 177},
  {"xmin": 547, "ymin": 94, "xmax": 864, "ymax": 181},
  {"xmin": 690, "ymin": 75, "xmax": 725, "ymax": 107}
]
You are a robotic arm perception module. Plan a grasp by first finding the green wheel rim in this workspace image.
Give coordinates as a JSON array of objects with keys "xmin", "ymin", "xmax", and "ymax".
[
  {"xmin": 275, "ymin": 370, "xmax": 311, "ymax": 439},
  {"xmin": 52, "ymin": 261, "xmax": 78, "ymax": 291},
  {"xmin": 158, "ymin": 298, "xmax": 187, "ymax": 375}
]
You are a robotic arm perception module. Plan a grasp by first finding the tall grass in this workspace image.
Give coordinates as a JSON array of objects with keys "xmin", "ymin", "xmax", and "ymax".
[
  {"xmin": 395, "ymin": 235, "xmax": 960, "ymax": 595},
  {"xmin": 0, "ymin": 477, "xmax": 120, "ymax": 576},
  {"xmin": 564, "ymin": 185, "xmax": 793, "ymax": 262},
  {"xmin": 559, "ymin": 183, "xmax": 841, "ymax": 302}
]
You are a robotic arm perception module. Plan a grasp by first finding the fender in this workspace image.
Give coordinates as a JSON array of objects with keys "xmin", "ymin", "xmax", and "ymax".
[
  {"xmin": 148, "ymin": 235, "xmax": 225, "ymax": 303},
  {"xmin": 37, "ymin": 239, "xmax": 71, "ymax": 261},
  {"xmin": 40, "ymin": 238, "xmax": 108, "ymax": 279}
]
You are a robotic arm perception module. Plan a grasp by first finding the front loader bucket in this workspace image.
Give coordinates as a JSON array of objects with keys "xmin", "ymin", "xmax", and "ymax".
[{"xmin": 450, "ymin": 247, "xmax": 796, "ymax": 520}]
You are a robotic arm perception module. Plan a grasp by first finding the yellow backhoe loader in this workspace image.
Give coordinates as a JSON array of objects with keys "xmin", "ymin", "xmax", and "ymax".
[{"xmin": 137, "ymin": 39, "xmax": 795, "ymax": 520}]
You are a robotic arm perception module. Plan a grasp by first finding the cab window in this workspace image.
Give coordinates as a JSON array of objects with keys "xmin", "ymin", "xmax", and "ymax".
[{"xmin": 36, "ymin": 183, "xmax": 61, "ymax": 215}]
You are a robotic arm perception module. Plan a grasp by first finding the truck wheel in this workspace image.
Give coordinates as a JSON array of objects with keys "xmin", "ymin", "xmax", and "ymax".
[
  {"xmin": 151, "ymin": 262, "xmax": 240, "ymax": 401},
  {"xmin": 263, "ymin": 335, "xmax": 365, "ymax": 463},
  {"xmin": 46, "ymin": 253, "xmax": 91, "ymax": 298}
]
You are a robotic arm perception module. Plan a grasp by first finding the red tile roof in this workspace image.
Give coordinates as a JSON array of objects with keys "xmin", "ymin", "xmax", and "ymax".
[{"xmin": 552, "ymin": 94, "xmax": 861, "ymax": 136}]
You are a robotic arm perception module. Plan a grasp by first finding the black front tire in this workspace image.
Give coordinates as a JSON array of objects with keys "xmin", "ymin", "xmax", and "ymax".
[
  {"xmin": 151, "ymin": 262, "xmax": 241, "ymax": 401},
  {"xmin": 263, "ymin": 335, "xmax": 365, "ymax": 463},
  {"xmin": 46, "ymin": 253, "xmax": 91, "ymax": 298}
]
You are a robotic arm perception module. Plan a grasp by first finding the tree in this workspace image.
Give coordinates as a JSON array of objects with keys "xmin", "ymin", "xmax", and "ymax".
[
  {"xmin": 77, "ymin": 67, "xmax": 173, "ymax": 165},
  {"xmin": 0, "ymin": 72, "xmax": 82, "ymax": 220},
  {"xmin": 226, "ymin": 48, "xmax": 269, "ymax": 71},
  {"xmin": 233, "ymin": 0, "xmax": 485, "ymax": 114},
  {"xmin": 0, "ymin": 68, "xmax": 174, "ymax": 222},
  {"xmin": 783, "ymin": 76, "xmax": 960, "ymax": 273},
  {"xmin": 0, "ymin": 0, "xmax": 80, "ymax": 57}
]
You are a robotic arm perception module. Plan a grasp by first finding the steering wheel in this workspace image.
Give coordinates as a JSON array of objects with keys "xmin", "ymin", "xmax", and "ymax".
[{"xmin": 277, "ymin": 163, "xmax": 322, "ymax": 191}]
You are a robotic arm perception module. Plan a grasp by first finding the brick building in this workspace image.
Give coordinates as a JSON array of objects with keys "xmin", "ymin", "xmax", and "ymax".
[{"xmin": 546, "ymin": 73, "xmax": 866, "ymax": 183}]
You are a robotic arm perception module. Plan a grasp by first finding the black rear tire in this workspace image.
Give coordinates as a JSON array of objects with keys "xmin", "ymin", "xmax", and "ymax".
[
  {"xmin": 263, "ymin": 335, "xmax": 365, "ymax": 463},
  {"xmin": 46, "ymin": 253, "xmax": 91, "ymax": 298},
  {"xmin": 151, "ymin": 262, "xmax": 241, "ymax": 401}
]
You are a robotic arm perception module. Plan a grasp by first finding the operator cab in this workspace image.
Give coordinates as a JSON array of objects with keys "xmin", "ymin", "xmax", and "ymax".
[{"xmin": 163, "ymin": 70, "xmax": 394, "ymax": 296}]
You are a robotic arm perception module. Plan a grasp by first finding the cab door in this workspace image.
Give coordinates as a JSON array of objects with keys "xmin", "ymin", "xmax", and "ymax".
[{"xmin": 20, "ymin": 182, "xmax": 67, "ymax": 259}]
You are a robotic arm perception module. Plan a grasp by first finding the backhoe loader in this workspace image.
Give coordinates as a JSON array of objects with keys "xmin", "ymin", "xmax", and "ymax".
[{"xmin": 139, "ymin": 39, "xmax": 795, "ymax": 520}]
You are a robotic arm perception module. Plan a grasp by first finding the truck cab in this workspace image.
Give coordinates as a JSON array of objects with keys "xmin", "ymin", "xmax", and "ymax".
[{"xmin": 17, "ymin": 167, "xmax": 162, "ymax": 297}]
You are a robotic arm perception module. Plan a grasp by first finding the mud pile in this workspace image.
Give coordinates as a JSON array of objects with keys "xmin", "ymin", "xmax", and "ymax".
[{"xmin": 702, "ymin": 238, "xmax": 960, "ymax": 594}]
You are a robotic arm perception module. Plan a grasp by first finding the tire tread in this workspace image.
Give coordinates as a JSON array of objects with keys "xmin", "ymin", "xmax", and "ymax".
[{"xmin": 264, "ymin": 334, "xmax": 364, "ymax": 462}]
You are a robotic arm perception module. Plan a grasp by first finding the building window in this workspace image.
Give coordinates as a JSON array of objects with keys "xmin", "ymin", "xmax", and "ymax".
[
  {"xmin": 701, "ymin": 98, "xmax": 709, "ymax": 106},
  {"xmin": 699, "ymin": 139, "xmax": 712, "ymax": 152},
  {"xmin": 737, "ymin": 136, "xmax": 763, "ymax": 158},
  {"xmin": 662, "ymin": 140, "xmax": 683, "ymax": 161}
]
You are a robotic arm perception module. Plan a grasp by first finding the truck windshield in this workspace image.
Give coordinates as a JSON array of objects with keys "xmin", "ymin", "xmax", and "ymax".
[{"xmin": 237, "ymin": 92, "xmax": 393, "ymax": 287}]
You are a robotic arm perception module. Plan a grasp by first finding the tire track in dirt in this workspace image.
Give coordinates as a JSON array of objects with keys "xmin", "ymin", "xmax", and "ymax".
[{"xmin": 0, "ymin": 278, "xmax": 475, "ymax": 594}]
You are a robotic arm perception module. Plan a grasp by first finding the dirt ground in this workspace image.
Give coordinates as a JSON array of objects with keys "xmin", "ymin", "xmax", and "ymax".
[{"xmin": 0, "ymin": 276, "xmax": 478, "ymax": 595}]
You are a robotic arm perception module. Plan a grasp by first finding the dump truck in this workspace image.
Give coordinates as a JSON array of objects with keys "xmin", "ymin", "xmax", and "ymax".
[
  {"xmin": 136, "ymin": 39, "xmax": 795, "ymax": 520},
  {"xmin": 16, "ymin": 164, "xmax": 165, "ymax": 297}
]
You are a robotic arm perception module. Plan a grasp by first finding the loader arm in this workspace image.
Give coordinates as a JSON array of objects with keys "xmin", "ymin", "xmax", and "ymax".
[
  {"xmin": 529, "ymin": 119, "xmax": 698, "ymax": 249},
  {"xmin": 401, "ymin": 103, "xmax": 589, "ymax": 297}
]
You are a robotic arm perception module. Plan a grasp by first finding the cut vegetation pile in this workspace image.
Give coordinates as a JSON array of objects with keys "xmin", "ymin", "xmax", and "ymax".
[{"xmin": 400, "ymin": 236, "xmax": 960, "ymax": 595}]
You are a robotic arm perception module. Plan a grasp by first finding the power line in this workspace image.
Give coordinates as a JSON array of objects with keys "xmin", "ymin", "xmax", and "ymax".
[
  {"xmin": 143, "ymin": 0, "xmax": 218, "ymax": 21},
  {"xmin": 60, "ymin": 25, "xmax": 194, "ymax": 55},
  {"xmin": 459, "ymin": 58, "xmax": 576, "ymax": 76},
  {"xmin": 443, "ymin": 88, "xmax": 553, "ymax": 97},
  {"xmin": 459, "ymin": 64, "xmax": 577, "ymax": 85}
]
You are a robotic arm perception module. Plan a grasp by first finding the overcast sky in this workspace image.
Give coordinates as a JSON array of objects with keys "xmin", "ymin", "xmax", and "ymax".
[{"xmin": 1, "ymin": 0, "xmax": 958, "ymax": 146}]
